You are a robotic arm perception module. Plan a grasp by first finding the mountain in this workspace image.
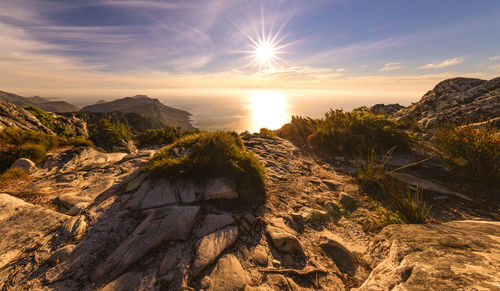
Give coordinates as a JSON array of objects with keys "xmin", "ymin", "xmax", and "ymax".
[
  {"xmin": 392, "ymin": 77, "xmax": 500, "ymax": 128},
  {"xmin": 0, "ymin": 99, "xmax": 53, "ymax": 133},
  {"xmin": 80, "ymin": 95, "xmax": 194, "ymax": 130},
  {"xmin": 0, "ymin": 90, "xmax": 80, "ymax": 113}
]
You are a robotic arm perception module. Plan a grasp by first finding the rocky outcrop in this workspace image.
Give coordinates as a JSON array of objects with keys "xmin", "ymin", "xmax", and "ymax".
[
  {"xmin": 369, "ymin": 103, "xmax": 404, "ymax": 115},
  {"xmin": 0, "ymin": 100, "xmax": 53, "ymax": 133},
  {"xmin": 356, "ymin": 221, "xmax": 500, "ymax": 290},
  {"xmin": 0, "ymin": 90, "xmax": 79, "ymax": 112},
  {"xmin": 393, "ymin": 77, "xmax": 500, "ymax": 128}
]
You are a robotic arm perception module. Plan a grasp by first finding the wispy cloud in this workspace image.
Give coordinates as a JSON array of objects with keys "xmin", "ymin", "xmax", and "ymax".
[
  {"xmin": 379, "ymin": 62, "xmax": 404, "ymax": 72},
  {"xmin": 418, "ymin": 56, "xmax": 465, "ymax": 69},
  {"xmin": 489, "ymin": 56, "xmax": 500, "ymax": 61}
]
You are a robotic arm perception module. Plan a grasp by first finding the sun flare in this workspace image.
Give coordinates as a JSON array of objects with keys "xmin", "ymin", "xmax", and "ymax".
[
  {"xmin": 249, "ymin": 91, "xmax": 289, "ymax": 132},
  {"xmin": 255, "ymin": 41, "xmax": 275, "ymax": 63}
]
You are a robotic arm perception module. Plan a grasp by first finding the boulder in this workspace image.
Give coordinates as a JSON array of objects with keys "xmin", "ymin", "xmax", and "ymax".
[
  {"xmin": 355, "ymin": 221, "xmax": 500, "ymax": 291},
  {"xmin": 200, "ymin": 254, "xmax": 248, "ymax": 291},
  {"xmin": 266, "ymin": 218, "xmax": 304, "ymax": 256},
  {"xmin": 196, "ymin": 214, "xmax": 235, "ymax": 238},
  {"xmin": 92, "ymin": 206, "xmax": 199, "ymax": 280},
  {"xmin": 140, "ymin": 179, "xmax": 178, "ymax": 209},
  {"xmin": 251, "ymin": 245, "xmax": 269, "ymax": 266},
  {"xmin": 320, "ymin": 236, "xmax": 356, "ymax": 276},
  {"xmin": 10, "ymin": 158, "xmax": 35, "ymax": 173},
  {"xmin": 193, "ymin": 226, "xmax": 239, "ymax": 275},
  {"xmin": 338, "ymin": 192, "xmax": 356, "ymax": 211}
]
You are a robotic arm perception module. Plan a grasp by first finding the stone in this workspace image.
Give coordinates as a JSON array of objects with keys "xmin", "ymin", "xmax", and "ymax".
[
  {"xmin": 60, "ymin": 215, "xmax": 87, "ymax": 240},
  {"xmin": 196, "ymin": 214, "xmax": 235, "ymax": 238},
  {"xmin": 99, "ymin": 272, "xmax": 143, "ymax": 291},
  {"xmin": 200, "ymin": 254, "xmax": 248, "ymax": 291},
  {"xmin": 177, "ymin": 179, "xmax": 202, "ymax": 203},
  {"xmin": 266, "ymin": 220, "xmax": 304, "ymax": 256},
  {"xmin": 193, "ymin": 226, "xmax": 239, "ymax": 275},
  {"xmin": 322, "ymin": 179, "xmax": 342, "ymax": 190},
  {"xmin": 338, "ymin": 192, "xmax": 356, "ymax": 211},
  {"xmin": 251, "ymin": 245, "xmax": 268, "ymax": 266},
  {"xmin": 203, "ymin": 178, "xmax": 239, "ymax": 200},
  {"xmin": 10, "ymin": 158, "xmax": 35, "ymax": 173},
  {"xmin": 47, "ymin": 244, "xmax": 76, "ymax": 265},
  {"xmin": 355, "ymin": 221, "xmax": 500, "ymax": 291},
  {"xmin": 68, "ymin": 202, "xmax": 89, "ymax": 216},
  {"xmin": 124, "ymin": 173, "xmax": 146, "ymax": 193},
  {"xmin": 320, "ymin": 236, "xmax": 356, "ymax": 276},
  {"xmin": 140, "ymin": 179, "xmax": 178, "ymax": 209},
  {"xmin": 158, "ymin": 245, "xmax": 184, "ymax": 276},
  {"xmin": 57, "ymin": 194, "xmax": 90, "ymax": 209},
  {"xmin": 92, "ymin": 206, "xmax": 199, "ymax": 280},
  {"xmin": 125, "ymin": 179, "xmax": 152, "ymax": 209}
]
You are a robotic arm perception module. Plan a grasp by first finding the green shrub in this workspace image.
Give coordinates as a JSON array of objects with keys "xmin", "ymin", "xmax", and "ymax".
[
  {"xmin": 137, "ymin": 127, "xmax": 183, "ymax": 147},
  {"xmin": 379, "ymin": 177, "xmax": 431, "ymax": 224},
  {"xmin": 88, "ymin": 119, "xmax": 133, "ymax": 150},
  {"xmin": 373, "ymin": 206, "xmax": 404, "ymax": 227},
  {"xmin": 277, "ymin": 107, "xmax": 410, "ymax": 153},
  {"xmin": 147, "ymin": 131, "xmax": 266, "ymax": 203},
  {"xmin": 0, "ymin": 127, "xmax": 58, "ymax": 149},
  {"xmin": 13, "ymin": 143, "xmax": 47, "ymax": 164},
  {"xmin": 434, "ymin": 123, "xmax": 500, "ymax": 180},
  {"xmin": 0, "ymin": 168, "xmax": 27, "ymax": 184},
  {"xmin": 259, "ymin": 128, "xmax": 275, "ymax": 137},
  {"xmin": 65, "ymin": 136, "xmax": 94, "ymax": 148},
  {"xmin": 24, "ymin": 106, "xmax": 75, "ymax": 137}
]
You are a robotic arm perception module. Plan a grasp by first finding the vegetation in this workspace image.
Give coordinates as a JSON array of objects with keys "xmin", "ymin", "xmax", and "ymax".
[
  {"xmin": 370, "ymin": 207, "xmax": 404, "ymax": 229},
  {"xmin": 259, "ymin": 128, "xmax": 275, "ymax": 137},
  {"xmin": 24, "ymin": 106, "xmax": 75, "ymax": 137},
  {"xmin": 88, "ymin": 119, "xmax": 133, "ymax": 151},
  {"xmin": 137, "ymin": 127, "xmax": 183, "ymax": 147},
  {"xmin": 147, "ymin": 131, "xmax": 265, "ymax": 203},
  {"xmin": 277, "ymin": 107, "xmax": 411, "ymax": 154},
  {"xmin": 434, "ymin": 123, "xmax": 500, "ymax": 180},
  {"xmin": 0, "ymin": 168, "xmax": 27, "ymax": 185},
  {"xmin": 0, "ymin": 128, "xmax": 93, "ymax": 173},
  {"xmin": 354, "ymin": 147, "xmax": 393, "ymax": 187}
]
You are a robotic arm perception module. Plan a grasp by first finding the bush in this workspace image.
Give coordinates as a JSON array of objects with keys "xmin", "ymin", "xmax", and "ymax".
[
  {"xmin": 0, "ymin": 127, "xmax": 58, "ymax": 149},
  {"xmin": 137, "ymin": 127, "xmax": 183, "ymax": 147},
  {"xmin": 13, "ymin": 143, "xmax": 47, "ymax": 163},
  {"xmin": 147, "ymin": 131, "xmax": 266, "ymax": 203},
  {"xmin": 24, "ymin": 106, "xmax": 75, "ymax": 137},
  {"xmin": 434, "ymin": 123, "xmax": 500, "ymax": 180},
  {"xmin": 88, "ymin": 119, "xmax": 133, "ymax": 150},
  {"xmin": 0, "ymin": 168, "xmax": 27, "ymax": 184},
  {"xmin": 373, "ymin": 206, "xmax": 404, "ymax": 227},
  {"xmin": 379, "ymin": 177, "xmax": 431, "ymax": 224},
  {"xmin": 65, "ymin": 136, "xmax": 94, "ymax": 148},
  {"xmin": 277, "ymin": 107, "xmax": 410, "ymax": 154},
  {"xmin": 259, "ymin": 128, "xmax": 275, "ymax": 137}
]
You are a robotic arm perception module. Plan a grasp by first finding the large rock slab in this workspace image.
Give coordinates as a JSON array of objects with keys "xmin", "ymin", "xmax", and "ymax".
[
  {"xmin": 92, "ymin": 205, "xmax": 199, "ymax": 280},
  {"xmin": 0, "ymin": 193, "xmax": 68, "ymax": 269},
  {"xmin": 201, "ymin": 254, "xmax": 248, "ymax": 291},
  {"xmin": 196, "ymin": 214, "xmax": 235, "ymax": 238},
  {"xmin": 193, "ymin": 226, "xmax": 239, "ymax": 275},
  {"xmin": 140, "ymin": 179, "xmax": 178, "ymax": 209},
  {"xmin": 356, "ymin": 221, "xmax": 500, "ymax": 290}
]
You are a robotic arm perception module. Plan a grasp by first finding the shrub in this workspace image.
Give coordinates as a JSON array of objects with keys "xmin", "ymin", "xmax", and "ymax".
[
  {"xmin": 0, "ymin": 168, "xmax": 27, "ymax": 184},
  {"xmin": 0, "ymin": 127, "xmax": 58, "ymax": 149},
  {"xmin": 434, "ymin": 123, "xmax": 500, "ymax": 180},
  {"xmin": 65, "ymin": 136, "xmax": 95, "ymax": 148},
  {"xmin": 147, "ymin": 131, "xmax": 266, "ymax": 203},
  {"xmin": 277, "ymin": 107, "xmax": 410, "ymax": 154},
  {"xmin": 354, "ymin": 147, "xmax": 394, "ymax": 187},
  {"xmin": 379, "ymin": 177, "xmax": 431, "ymax": 224},
  {"xmin": 24, "ymin": 106, "xmax": 75, "ymax": 137},
  {"xmin": 13, "ymin": 143, "xmax": 47, "ymax": 164},
  {"xmin": 88, "ymin": 119, "xmax": 133, "ymax": 150},
  {"xmin": 137, "ymin": 127, "xmax": 183, "ymax": 147},
  {"xmin": 259, "ymin": 128, "xmax": 275, "ymax": 137},
  {"xmin": 373, "ymin": 206, "xmax": 404, "ymax": 227}
]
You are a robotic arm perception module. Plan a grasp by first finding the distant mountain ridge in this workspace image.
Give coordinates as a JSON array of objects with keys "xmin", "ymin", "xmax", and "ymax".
[
  {"xmin": 80, "ymin": 95, "xmax": 194, "ymax": 130},
  {"xmin": 0, "ymin": 90, "xmax": 79, "ymax": 113}
]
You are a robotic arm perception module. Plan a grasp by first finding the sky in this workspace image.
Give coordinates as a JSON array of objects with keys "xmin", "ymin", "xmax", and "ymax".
[{"xmin": 0, "ymin": 0, "xmax": 499, "ymax": 103}]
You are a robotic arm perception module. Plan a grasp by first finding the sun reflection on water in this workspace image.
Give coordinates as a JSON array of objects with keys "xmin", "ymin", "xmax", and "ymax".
[{"xmin": 249, "ymin": 91, "xmax": 289, "ymax": 132}]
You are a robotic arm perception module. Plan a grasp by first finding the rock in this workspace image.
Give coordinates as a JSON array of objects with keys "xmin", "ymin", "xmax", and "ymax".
[
  {"xmin": 389, "ymin": 172, "xmax": 472, "ymax": 201},
  {"xmin": 177, "ymin": 179, "xmax": 202, "ymax": 203},
  {"xmin": 68, "ymin": 202, "xmax": 89, "ymax": 216},
  {"xmin": 355, "ymin": 221, "xmax": 500, "ymax": 291},
  {"xmin": 92, "ymin": 206, "xmax": 199, "ymax": 280},
  {"xmin": 338, "ymin": 192, "xmax": 356, "ymax": 211},
  {"xmin": 124, "ymin": 173, "xmax": 146, "ymax": 193},
  {"xmin": 60, "ymin": 215, "xmax": 88, "ymax": 240},
  {"xmin": 291, "ymin": 207, "xmax": 328, "ymax": 222},
  {"xmin": 10, "ymin": 158, "xmax": 36, "ymax": 173},
  {"xmin": 47, "ymin": 245, "xmax": 76, "ymax": 265},
  {"xmin": 266, "ymin": 219, "xmax": 304, "ymax": 256},
  {"xmin": 251, "ymin": 245, "xmax": 269, "ymax": 266},
  {"xmin": 201, "ymin": 254, "xmax": 248, "ymax": 291},
  {"xmin": 140, "ymin": 179, "xmax": 178, "ymax": 209},
  {"xmin": 0, "ymin": 99, "xmax": 53, "ymax": 133},
  {"xmin": 196, "ymin": 214, "xmax": 235, "ymax": 238},
  {"xmin": 322, "ymin": 179, "xmax": 342, "ymax": 190},
  {"xmin": 57, "ymin": 194, "xmax": 91, "ymax": 209},
  {"xmin": 99, "ymin": 272, "xmax": 143, "ymax": 291},
  {"xmin": 125, "ymin": 178, "xmax": 152, "ymax": 209},
  {"xmin": 203, "ymin": 178, "xmax": 238, "ymax": 200},
  {"xmin": 193, "ymin": 226, "xmax": 239, "ymax": 275},
  {"xmin": 158, "ymin": 245, "xmax": 184, "ymax": 276},
  {"xmin": 392, "ymin": 77, "xmax": 500, "ymax": 129},
  {"xmin": 320, "ymin": 236, "xmax": 356, "ymax": 276},
  {"xmin": 369, "ymin": 103, "xmax": 405, "ymax": 115},
  {"xmin": 309, "ymin": 178, "xmax": 322, "ymax": 185}
]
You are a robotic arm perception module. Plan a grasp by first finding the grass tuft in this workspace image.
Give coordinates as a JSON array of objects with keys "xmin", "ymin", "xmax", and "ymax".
[
  {"xmin": 147, "ymin": 131, "xmax": 266, "ymax": 203},
  {"xmin": 137, "ymin": 127, "xmax": 184, "ymax": 147}
]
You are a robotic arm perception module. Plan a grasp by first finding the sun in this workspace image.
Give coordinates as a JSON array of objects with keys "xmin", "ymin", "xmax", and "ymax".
[{"xmin": 255, "ymin": 41, "xmax": 275, "ymax": 64}]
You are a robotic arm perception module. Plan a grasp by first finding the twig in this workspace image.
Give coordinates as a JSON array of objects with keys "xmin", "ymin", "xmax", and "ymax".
[{"xmin": 385, "ymin": 156, "xmax": 433, "ymax": 175}]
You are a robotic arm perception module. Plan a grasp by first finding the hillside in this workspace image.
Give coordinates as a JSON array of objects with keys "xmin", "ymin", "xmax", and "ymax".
[
  {"xmin": 80, "ymin": 95, "xmax": 194, "ymax": 131},
  {"xmin": 0, "ymin": 90, "xmax": 79, "ymax": 113}
]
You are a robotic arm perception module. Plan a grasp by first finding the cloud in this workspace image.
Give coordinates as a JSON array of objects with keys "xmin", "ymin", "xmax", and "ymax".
[
  {"xmin": 418, "ymin": 56, "xmax": 465, "ymax": 69},
  {"xmin": 379, "ymin": 62, "xmax": 404, "ymax": 72},
  {"xmin": 489, "ymin": 56, "xmax": 500, "ymax": 61},
  {"xmin": 335, "ymin": 68, "xmax": 345, "ymax": 73},
  {"xmin": 490, "ymin": 64, "xmax": 500, "ymax": 72}
]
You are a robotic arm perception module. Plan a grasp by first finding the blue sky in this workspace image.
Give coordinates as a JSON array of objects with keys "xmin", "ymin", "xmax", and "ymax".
[{"xmin": 0, "ymin": 0, "xmax": 499, "ymax": 100}]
